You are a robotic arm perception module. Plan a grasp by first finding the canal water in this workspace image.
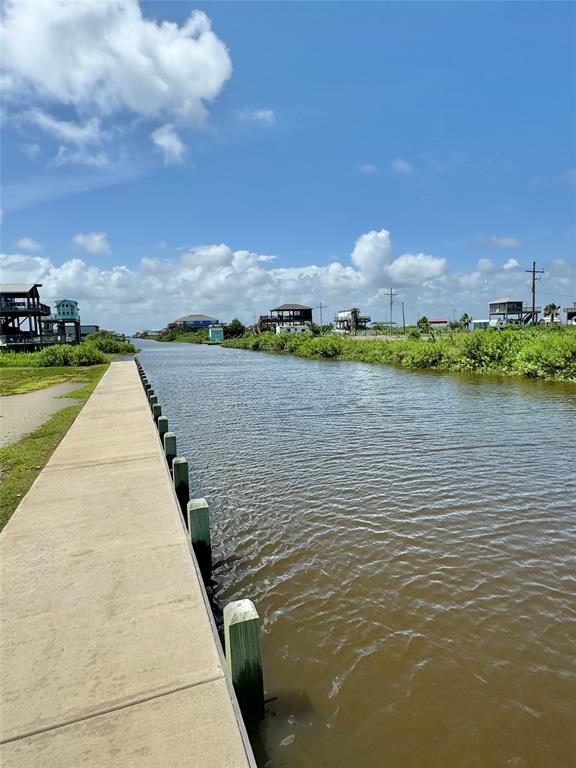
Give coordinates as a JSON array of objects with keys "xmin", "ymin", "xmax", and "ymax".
[{"xmin": 137, "ymin": 340, "xmax": 576, "ymax": 768}]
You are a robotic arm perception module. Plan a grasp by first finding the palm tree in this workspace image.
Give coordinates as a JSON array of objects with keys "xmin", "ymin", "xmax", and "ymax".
[
  {"xmin": 543, "ymin": 303, "xmax": 560, "ymax": 323},
  {"xmin": 459, "ymin": 313, "xmax": 471, "ymax": 331}
]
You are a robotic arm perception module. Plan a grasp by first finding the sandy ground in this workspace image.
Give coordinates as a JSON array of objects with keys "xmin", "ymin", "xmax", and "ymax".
[{"xmin": 0, "ymin": 382, "xmax": 84, "ymax": 447}]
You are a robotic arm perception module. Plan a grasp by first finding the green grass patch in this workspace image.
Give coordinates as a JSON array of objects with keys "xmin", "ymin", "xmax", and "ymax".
[
  {"xmin": 0, "ymin": 364, "xmax": 108, "ymax": 396},
  {"xmin": 0, "ymin": 364, "xmax": 108, "ymax": 532},
  {"xmin": 222, "ymin": 327, "xmax": 576, "ymax": 383}
]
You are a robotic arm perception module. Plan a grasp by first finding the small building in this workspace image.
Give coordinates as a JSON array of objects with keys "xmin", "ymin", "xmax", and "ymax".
[
  {"xmin": 208, "ymin": 325, "xmax": 225, "ymax": 342},
  {"xmin": 489, "ymin": 298, "xmax": 539, "ymax": 326},
  {"xmin": 564, "ymin": 303, "xmax": 576, "ymax": 325},
  {"xmin": 428, "ymin": 319, "xmax": 449, "ymax": 327},
  {"xmin": 470, "ymin": 319, "xmax": 490, "ymax": 331},
  {"xmin": 334, "ymin": 308, "xmax": 371, "ymax": 334},
  {"xmin": 172, "ymin": 314, "xmax": 219, "ymax": 329},
  {"xmin": 0, "ymin": 283, "xmax": 52, "ymax": 349},
  {"xmin": 80, "ymin": 324, "xmax": 100, "ymax": 340}
]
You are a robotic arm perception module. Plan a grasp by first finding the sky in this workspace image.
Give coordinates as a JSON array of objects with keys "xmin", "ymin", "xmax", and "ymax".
[{"xmin": 1, "ymin": 0, "xmax": 575, "ymax": 332}]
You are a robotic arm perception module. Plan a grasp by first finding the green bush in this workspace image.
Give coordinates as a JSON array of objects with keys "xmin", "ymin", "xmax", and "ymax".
[
  {"xmin": 222, "ymin": 326, "xmax": 576, "ymax": 382},
  {"xmin": 0, "ymin": 342, "xmax": 107, "ymax": 368},
  {"xmin": 85, "ymin": 330, "xmax": 137, "ymax": 354}
]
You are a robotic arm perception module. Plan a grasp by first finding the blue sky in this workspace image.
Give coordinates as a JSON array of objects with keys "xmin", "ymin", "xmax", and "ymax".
[{"xmin": 1, "ymin": 0, "xmax": 574, "ymax": 330}]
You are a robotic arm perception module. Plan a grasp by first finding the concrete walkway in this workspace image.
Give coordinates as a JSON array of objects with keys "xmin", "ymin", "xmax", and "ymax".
[
  {"xmin": 0, "ymin": 361, "xmax": 255, "ymax": 767},
  {"xmin": 0, "ymin": 382, "xmax": 84, "ymax": 447}
]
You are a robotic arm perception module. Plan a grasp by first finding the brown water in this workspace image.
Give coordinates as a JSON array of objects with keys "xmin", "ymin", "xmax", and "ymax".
[{"xmin": 137, "ymin": 340, "xmax": 576, "ymax": 768}]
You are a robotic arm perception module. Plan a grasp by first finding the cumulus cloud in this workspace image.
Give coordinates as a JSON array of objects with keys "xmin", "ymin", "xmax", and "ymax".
[
  {"xmin": 477, "ymin": 258, "xmax": 495, "ymax": 273},
  {"xmin": 489, "ymin": 236, "xmax": 520, "ymax": 248},
  {"xmin": 239, "ymin": 109, "xmax": 275, "ymax": 124},
  {"xmin": 1, "ymin": 0, "xmax": 232, "ymax": 163},
  {"xmin": 1, "ymin": 1, "xmax": 231, "ymax": 120},
  {"xmin": 72, "ymin": 232, "xmax": 110, "ymax": 254},
  {"xmin": 151, "ymin": 124, "xmax": 186, "ymax": 165},
  {"xmin": 503, "ymin": 258, "xmax": 519, "ymax": 271},
  {"xmin": 391, "ymin": 157, "xmax": 415, "ymax": 174},
  {"xmin": 14, "ymin": 237, "xmax": 42, "ymax": 251},
  {"xmin": 3, "ymin": 229, "xmax": 571, "ymax": 331},
  {"xmin": 387, "ymin": 253, "xmax": 447, "ymax": 283}
]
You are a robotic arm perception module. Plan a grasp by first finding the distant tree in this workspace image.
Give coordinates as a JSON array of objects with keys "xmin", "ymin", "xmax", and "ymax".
[
  {"xmin": 417, "ymin": 316, "xmax": 430, "ymax": 333},
  {"xmin": 543, "ymin": 303, "xmax": 560, "ymax": 323},
  {"xmin": 417, "ymin": 316, "xmax": 435, "ymax": 341},
  {"xmin": 225, "ymin": 318, "xmax": 246, "ymax": 338},
  {"xmin": 459, "ymin": 313, "xmax": 472, "ymax": 330}
]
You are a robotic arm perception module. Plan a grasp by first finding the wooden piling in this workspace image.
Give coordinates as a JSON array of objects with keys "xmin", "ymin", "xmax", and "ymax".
[
  {"xmin": 163, "ymin": 432, "xmax": 176, "ymax": 469},
  {"xmin": 149, "ymin": 394, "xmax": 158, "ymax": 408},
  {"xmin": 172, "ymin": 456, "xmax": 189, "ymax": 522},
  {"xmin": 187, "ymin": 498, "xmax": 212, "ymax": 584},
  {"xmin": 152, "ymin": 403, "xmax": 162, "ymax": 423},
  {"xmin": 157, "ymin": 415, "xmax": 168, "ymax": 442},
  {"xmin": 224, "ymin": 599, "xmax": 264, "ymax": 726}
]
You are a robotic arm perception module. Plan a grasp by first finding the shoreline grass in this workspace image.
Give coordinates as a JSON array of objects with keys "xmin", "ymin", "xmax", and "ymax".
[
  {"xmin": 0, "ymin": 364, "xmax": 108, "ymax": 531},
  {"xmin": 222, "ymin": 328, "xmax": 576, "ymax": 383}
]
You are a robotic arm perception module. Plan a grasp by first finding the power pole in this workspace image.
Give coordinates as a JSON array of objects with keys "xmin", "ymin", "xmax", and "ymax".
[
  {"xmin": 386, "ymin": 288, "xmax": 398, "ymax": 334},
  {"xmin": 402, "ymin": 301, "xmax": 406, "ymax": 334},
  {"xmin": 525, "ymin": 261, "xmax": 544, "ymax": 325},
  {"xmin": 319, "ymin": 301, "xmax": 323, "ymax": 335}
]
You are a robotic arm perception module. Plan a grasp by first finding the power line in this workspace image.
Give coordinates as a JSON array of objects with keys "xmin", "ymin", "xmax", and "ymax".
[
  {"xmin": 385, "ymin": 288, "xmax": 398, "ymax": 332},
  {"xmin": 525, "ymin": 261, "xmax": 544, "ymax": 325}
]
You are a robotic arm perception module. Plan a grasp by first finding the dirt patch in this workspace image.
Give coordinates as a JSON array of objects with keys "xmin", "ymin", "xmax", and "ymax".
[{"xmin": 0, "ymin": 383, "xmax": 84, "ymax": 447}]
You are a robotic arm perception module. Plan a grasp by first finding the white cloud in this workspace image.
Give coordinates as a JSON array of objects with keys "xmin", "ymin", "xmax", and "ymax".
[
  {"xmin": 387, "ymin": 253, "xmax": 447, "ymax": 283},
  {"xmin": 50, "ymin": 146, "xmax": 109, "ymax": 168},
  {"xmin": 358, "ymin": 164, "xmax": 377, "ymax": 174},
  {"xmin": 72, "ymin": 232, "xmax": 110, "ymax": 254},
  {"xmin": 3, "ymin": 230, "xmax": 572, "ymax": 331},
  {"xmin": 1, "ymin": 0, "xmax": 232, "ymax": 165},
  {"xmin": 1, "ymin": 1, "xmax": 232, "ymax": 121},
  {"xmin": 239, "ymin": 109, "xmax": 275, "ymax": 124},
  {"xmin": 489, "ymin": 236, "xmax": 520, "ymax": 248},
  {"xmin": 477, "ymin": 258, "xmax": 495, "ymax": 273},
  {"xmin": 25, "ymin": 110, "xmax": 104, "ymax": 146},
  {"xmin": 151, "ymin": 124, "xmax": 186, "ymax": 165},
  {"xmin": 503, "ymin": 258, "xmax": 519, "ymax": 271},
  {"xmin": 14, "ymin": 237, "xmax": 42, "ymax": 252},
  {"xmin": 391, "ymin": 157, "xmax": 415, "ymax": 174}
]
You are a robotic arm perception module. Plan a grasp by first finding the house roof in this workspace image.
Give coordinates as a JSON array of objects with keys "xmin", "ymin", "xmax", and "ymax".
[
  {"xmin": 0, "ymin": 282, "xmax": 42, "ymax": 294},
  {"xmin": 271, "ymin": 304, "xmax": 312, "ymax": 311},
  {"xmin": 176, "ymin": 314, "xmax": 218, "ymax": 322},
  {"xmin": 490, "ymin": 298, "xmax": 523, "ymax": 304}
]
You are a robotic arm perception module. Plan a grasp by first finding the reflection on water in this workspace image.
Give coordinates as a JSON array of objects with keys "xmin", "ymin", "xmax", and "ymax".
[{"xmin": 137, "ymin": 340, "xmax": 576, "ymax": 768}]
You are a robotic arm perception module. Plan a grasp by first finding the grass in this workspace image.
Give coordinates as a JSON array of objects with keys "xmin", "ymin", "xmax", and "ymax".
[
  {"xmin": 0, "ymin": 364, "xmax": 108, "ymax": 396},
  {"xmin": 0, "ymin": 364, "xmax": 108, "ymax": 532},
  {"xmin": 222, "ymin": 327, "xmax": 576, "ymax": 383}
]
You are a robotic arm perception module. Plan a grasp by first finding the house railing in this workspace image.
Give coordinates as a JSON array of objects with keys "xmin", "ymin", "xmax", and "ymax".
[{"xmin": 0, "ymin": 300, "xmax": 51, "ymax": 314}]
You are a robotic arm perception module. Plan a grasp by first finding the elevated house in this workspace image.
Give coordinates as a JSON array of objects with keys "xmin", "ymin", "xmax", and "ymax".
[
  {"xmin": 42, "ymin": 298, "xmax": 81, "ymax": 343},
  {"xmin": 488, "ymin": 299, "xmax": 539, "ymax": 327},
  {"xmin": 172, "ymin": 314, "xmax": 219, "ymax": 329},
  {"xmin": 334, "ymin": 308, "xmax": 371, "ymax": 334},
  {"xmin": 564, "ymin": 303, "xmax": 576, "ymax": 325},
  {"xmin": 254, "ymin": 304, "xmax": 313, "ymax": 334},
  {"xmin": 0, "ymin": 283, "xmax": 53, "ymax": 350}
]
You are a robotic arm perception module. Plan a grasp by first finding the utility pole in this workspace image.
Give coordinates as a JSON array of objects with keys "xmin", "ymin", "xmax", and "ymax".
[
  {"xmin": 319, "ymin": 301, "xmax": 324, "ymax": 335},
  {"xmin": 452, "ymin": 308, "xmax": 457, "ymax": 323},
  {"xmin": 402, "ymin": 301, "xmax": 406, "ymax": 334},
  {"xmin": 386, "ymin": 288, "xmax": 398, "ymax": 334},
  {"xmin": 525, "ymin": 261, "xmax": 544, "ymax": 325}
]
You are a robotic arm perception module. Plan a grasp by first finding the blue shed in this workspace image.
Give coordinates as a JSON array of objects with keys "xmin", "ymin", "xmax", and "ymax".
[{"xmin": 208, "ymin": 325, "xmax": 224, "ymax": 342}]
